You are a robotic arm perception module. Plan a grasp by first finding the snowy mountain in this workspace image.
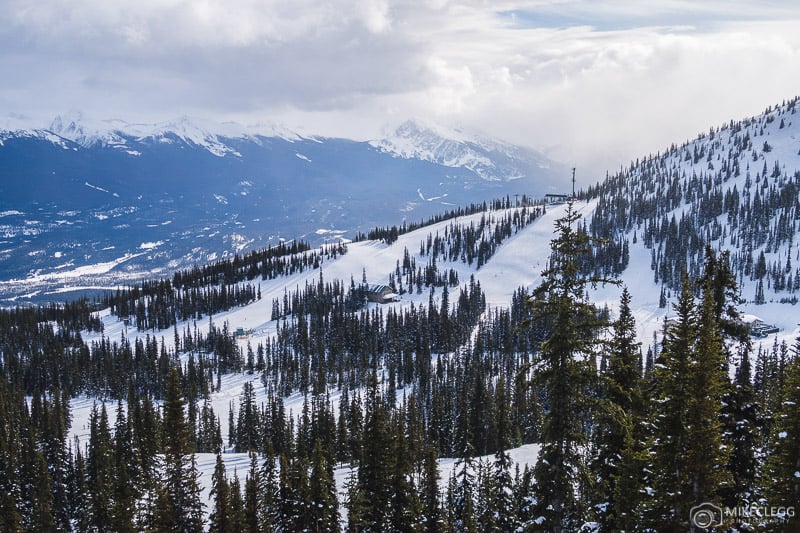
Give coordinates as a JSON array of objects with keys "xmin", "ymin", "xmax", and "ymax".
[
  {"xmin": 0, "ymin": 114, "xmax": 566, "ymax": 302},
  {"xmin": 371, "ymin": 119, "xmax": 555, "ymax": 182},
  {"xmin": 4, "ymin": 99, "xmax": 800, "ymax": 531}
]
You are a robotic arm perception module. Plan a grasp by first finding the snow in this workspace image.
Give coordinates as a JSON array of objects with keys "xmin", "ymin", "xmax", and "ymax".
[
  {"xmin": 16, "ymin": 112, "xmax": 306, "ymax": 156},
  {"xmin": 49, "ymin": 104, "xmax": 800, "ymax": 521},
  {"xmin": 370, "ymin": 119, "xmax": 549, "ymax": 182},
  {"xmin": 84, "ymin": 181, "xmax": 118, "ymax": 197},
  {"xmin": 0, "ymin": 252, "xmax": 143, "ymax": 289}
]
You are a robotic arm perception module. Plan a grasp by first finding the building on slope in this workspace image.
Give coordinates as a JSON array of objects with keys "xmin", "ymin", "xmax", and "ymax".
[{"xmin": 365, "ymin": 284, "xmax": 399, "ymax": 303}]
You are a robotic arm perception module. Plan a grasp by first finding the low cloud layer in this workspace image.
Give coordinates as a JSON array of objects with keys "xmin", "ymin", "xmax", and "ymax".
[{"xmin": 2, "ymin": 0, "xmax": 799, "ymax": 174}]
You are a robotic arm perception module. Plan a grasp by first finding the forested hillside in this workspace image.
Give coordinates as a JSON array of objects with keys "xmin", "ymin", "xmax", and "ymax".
[
  {"xmin": 2, "ymin": 101, "xmax": 800, "ymax": 531},
  {"xmin": 587, "ymin": 97, "xmax": 800, "ymax": 305}
]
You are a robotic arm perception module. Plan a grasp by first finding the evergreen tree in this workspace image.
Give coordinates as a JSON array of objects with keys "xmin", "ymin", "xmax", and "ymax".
[
  {"xmin": 244, "ymin": 452, "xmax": 262, "ymax": 532},
  {"xmin": 388, "ymin": 414, "xmax": 422, "ymax": 532},
  {"xmin": 647, "ymin": 275, "xmax": 732, "ymax": 531},
  {"xmin": 28, "ymin": 448, "xmax": 56, "ymax": 532},
  {"xmin": 590, "ymin": 287, "xmax": 644, "ymax": 531},
  {"xmin": 646, "ymin": 275, "xmax": 697, "ymax": 530},
  {"xmin": 209, "ymin": 453, "xmax": 232, "ymax": 533},
  {"xmin": 348, "ymin": 371, "xmax": 393, "ymax": 531},
  {"xmin": 309, "ymin": 439, "xmax": 339, "ymax": 532},
  {"xmin": 420, "ymin": 445, "xmax": 444, "ymax": 533},
  {"xmin": 87, "ymin": 403, "xmax": 114, "ymax": 530},
  {"xmin": 483, "ymin": 375, "xmax": 516, "ymax": 531},
  {"xmin": 527, "ymin": 205, "xmax": 613, "ymax": 531},
  {"xmin": 112, "ymin": 401, "xmax": 137, "ymax": 532},
  {"xmin": 764, "ymin": 344, "xmax": 800, "ymax": 529},
  {"xmin": 449, "ymin": 446, "xmax": 478, "ymax": 533},
  {"xmin": 259, "ymin": 446, "xmax": 278, "ymax": 532},
  {"xmin": 722, "ymin": 348, "xmax": 760, "ymax": 512},
  {"xmin": 684, "ymin": 280, "xmax": 731, "ymax": 507},
  {"xmin": 228, "ymin": 470, "xmax": 246, "ymax": 532},
  {"xmin": 154, "ymin": 368, "xmax": 204, "ymax": 532}
]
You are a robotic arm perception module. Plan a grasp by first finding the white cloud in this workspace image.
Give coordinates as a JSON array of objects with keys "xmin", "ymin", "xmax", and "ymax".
[{"xmin": 1, "ymin": 0, "xmax": 799, "ymax": 174}]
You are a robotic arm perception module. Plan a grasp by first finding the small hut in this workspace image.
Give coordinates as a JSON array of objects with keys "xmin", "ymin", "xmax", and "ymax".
[{"xmin": 365, "ymin": 284, "xmax": 398, "ymax": 303}]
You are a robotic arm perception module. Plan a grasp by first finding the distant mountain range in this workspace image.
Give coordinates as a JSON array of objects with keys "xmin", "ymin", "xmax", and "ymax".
[{"xmin": 0, "ymin": 114, "xmax": 566, "ymax": 301}]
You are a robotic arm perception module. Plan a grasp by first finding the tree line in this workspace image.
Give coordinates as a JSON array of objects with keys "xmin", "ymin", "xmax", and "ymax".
[{"xmin": 1, "ymin": 204, "xmax": 799, "ymax": 530}]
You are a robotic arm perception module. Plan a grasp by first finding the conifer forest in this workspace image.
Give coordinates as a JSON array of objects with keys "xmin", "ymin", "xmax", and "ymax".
[{"xmin": 3, "ymin": 100, "xmax": 800, "ymax": 532}]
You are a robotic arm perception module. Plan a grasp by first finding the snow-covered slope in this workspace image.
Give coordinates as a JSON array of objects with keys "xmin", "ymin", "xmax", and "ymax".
[{"xmin": 67, "ymin": 195, "xmax": 800, "ymax": 523}]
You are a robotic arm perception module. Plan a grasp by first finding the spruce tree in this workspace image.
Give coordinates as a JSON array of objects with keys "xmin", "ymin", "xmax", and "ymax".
[
  {"xmin": 449, "ymin": 446, "xmax": 478, "ymax": 533},
  {"xmin": 684, "ymin": 280, "xmax": 732, "ymax": 507},
  {"xmin": 590, "ymin": 287, "xmax": 644, "ymax": 530},
  {"xmin": 647, "ymin": 275, "xmax": 733, "ymax": 531},
  {"xmin": 244, "ymin": 452, "xmax": 262, "ymax": 532},
  {"xmin": 420, "ymin": 445, "xmax": 444, "ymax": 533},
  {"xmin": 112, "ymin": 401, "xmax": 137, "ymax": 532},
  {"xmin": 348, "ymin": 370, "xmax": 393, "ymax": 531},
  {"xmin": 764, "ymin": 345, "xmax": 800, "ymax": 529},
  {"xmin": 259, "ymin": 446, "xmax": 278, "ymax": 532},
  {"xmin": 87, "ymin": 403, "xmax": 114, "ymax": 530},
  {"xmin": 722, "ymin": 348, "xmax": 760, "ymax": 511},
  {"xmin": 309, "ymin": 439, "xmax": 339, "ymax": 531},
  {"xmin": 388, "ymin": 414, "xmax": 422, "ymax": 531},
  {"xmin": 528, "ymin": 204, "xmax": 613, "ymax": 531},
  {"xmin": 484, "ymin": 375, "xmax": 516, "ymax": 532},
  {"xmin": 646, "ymin": 274, "xmax": 697, "ymax": 530},
  {"xmin": 209, "ymin": 453, "xmax": 232, "ymax": 533},
  {"xmin": 155, "ymin": 368, "xmax": 204, "ymax": 532}
]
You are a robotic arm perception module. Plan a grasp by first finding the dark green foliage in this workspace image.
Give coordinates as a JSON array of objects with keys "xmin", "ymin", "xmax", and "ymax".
[
  {"xmin": 527, "ymin": 204, "xmax": 616, "ymax": 531},
  {"xmin": 590, "ymin": 287, "xmax": 645, "ymax": 530},
  {"xmin": 155, "ymin": 368, "xmax": 204, "ymax": 531},
  {"xmin": 209, "ymin": 454, "xmax": 233, "ymax": 533},
  {"xmin": 764, "ymin": 344, "xmax": 800, "ymax": 529}
]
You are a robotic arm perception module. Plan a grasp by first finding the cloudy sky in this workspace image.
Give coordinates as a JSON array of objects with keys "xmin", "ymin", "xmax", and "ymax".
[{"xmin": 2, "ymin": 0, "xmax": 799, "ymax": 173}]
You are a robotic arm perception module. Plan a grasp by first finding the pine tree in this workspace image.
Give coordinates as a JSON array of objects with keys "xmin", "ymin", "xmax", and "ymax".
[
  {"xmin": 684, "ymin": 280, "xmax": 731, "ymax": 506},
  {"xmin": 348, "ymin": 371, "xmax": 393, "ymax": 531},
  {"xmin": 420, "ymin": 445, "xmax": 444, "ymax": 533},
  {"xmin": 155, "ymin": 368, "xmax": 204, "ymax": 532},
  {"xmin": 209, "ymin": 453, "xmax": 232, "ymax": 533},
  {"xmin": 528, "ymin": 204, "xmax": 614, "ymax": 531},
  {"xmin": 244, "ymin": 452, "xmax": 262, "ymax": 532},
  {"xmin": 590, "ymin": 287, "xmax": 644, "ymax": 530},
  {"xmin": 764, "ymin": 344, "xmax": 800, "ymax": 529},
  {"xmin": 646, "ymin": 274, "xmax": 697, "ymax": 530},
  {"xmin": 308, "ymin": 439, "xmax": 339, "ymax": 531}
]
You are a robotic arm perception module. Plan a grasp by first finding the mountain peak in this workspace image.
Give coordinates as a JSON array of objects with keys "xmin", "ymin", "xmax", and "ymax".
[
  {"xmin": 371, "ymin": 118, "xmax": 556, "ymax": 181},
  {"xmin": 32, "ymin": 113, "xmax": 303, "ymax": 155}
]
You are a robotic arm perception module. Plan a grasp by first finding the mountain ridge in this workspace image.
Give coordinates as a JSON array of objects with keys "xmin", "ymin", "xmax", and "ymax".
[{"xmin": 0, "ymin": 114, "xmax": 566, "ymax": 301}]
